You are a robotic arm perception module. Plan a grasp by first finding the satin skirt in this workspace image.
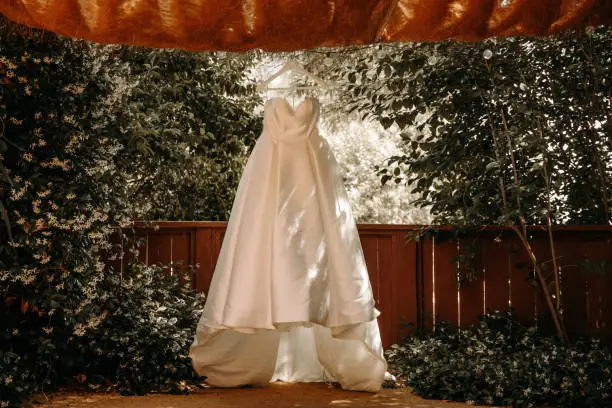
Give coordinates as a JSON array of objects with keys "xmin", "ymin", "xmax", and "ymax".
[{"xmin": 189, "ymin": 97, "xmax": 387, "ymax": 392}]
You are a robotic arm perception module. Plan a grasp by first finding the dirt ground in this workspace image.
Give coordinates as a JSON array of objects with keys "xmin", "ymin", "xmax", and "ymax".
[{"xmin": 37, "ymin": 383, "xmax": 491, "ymax": 408}]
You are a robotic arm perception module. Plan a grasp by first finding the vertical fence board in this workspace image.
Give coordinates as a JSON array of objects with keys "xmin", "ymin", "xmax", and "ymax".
[
  {"xmin": 378, "ymin": 237, "xmax": 394, "ymax": 347},
  {"xmin": 171, "ymin": 230, "xmax": 191, "ymax": 266},
  {"xmin": 459, "ymin": 237, "xmax": 485, "ymax": 327},
  {"xmin": 556, "ymin": 232, "xmax": 588, "ymax": 339},
  {"xmin": 530, "ymin": 232, "xmax": 554, "ymax": 330},
  {"xmin": 602, "ymin": 237, "xmax": 612, "ymax": 339},
  {"xmin": 394, "ymin": 232, "xmax": 418, "ymax": 340},
  {"xmin": 147, "ymin": 232, "xmax": 173, "ymax": 266},
  {"xmin": 421, "ymin": 238, "xmax": 434, "ymax": 330},
  {"xmin": 583, "ymin": 235, "xmax": 611, "ymax": 337},
  {"xmin": 434, "ymin": 239, "xmax": 459, "ymax": 326},
  {"xmin": 366, "ymin": 234, "xmax": 398, "ymax": 346},
  {"xmin": 603, "ymin": 237, "xmax": 612, "ymax": 338},
  {"xmin": 195, "ymin": 227, "xmax": 214, "ymax": 294},
  {"xmin": 171, "ymin": 230, "xmax": 191, "ymax": 286},
  {"xmin": 483, "ymin": 233, "xmax": 511, "ymax": 313},
  {"xmin": 507, "ymin": 235, "xmax": 535, "ymax": 323}
]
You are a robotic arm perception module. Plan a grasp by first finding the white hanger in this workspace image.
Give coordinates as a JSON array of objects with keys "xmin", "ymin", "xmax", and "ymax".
[{"xmin": 256, "ymin": 60, "xmax": 333, "ymax": 92}]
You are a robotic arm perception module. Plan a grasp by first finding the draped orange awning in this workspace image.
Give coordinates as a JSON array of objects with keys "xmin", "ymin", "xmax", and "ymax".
[{"xmin": 1, "ymin": 0, "xmax": 610, "ymax": 51}]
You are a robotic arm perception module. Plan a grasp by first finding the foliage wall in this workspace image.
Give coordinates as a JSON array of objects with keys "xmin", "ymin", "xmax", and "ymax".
[
  {"xmin": 0, "ymin": 23, "xmax": 262, "ymax": 406},
  {"xmin": 0, "ymin": 28, "xmax": 124, "ymax": 405},
  {"xmin": 323, "ymin": 120, "xmax": 431, "ymax": 224},
  {"xmin": 95, "ymin": 47, "xmax": 262, "ymax": 221},
  {"xmin": 310, "ymin": 27, "xmax": 612, "ymax": 226}
]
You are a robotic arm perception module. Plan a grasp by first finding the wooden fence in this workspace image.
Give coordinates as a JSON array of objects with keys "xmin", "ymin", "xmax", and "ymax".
[{"xmin": 112, "ymin": 222, "xmax": 612, "ymax": 347}]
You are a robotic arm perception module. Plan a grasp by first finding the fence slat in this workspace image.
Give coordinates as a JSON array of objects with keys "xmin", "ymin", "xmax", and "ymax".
[
  {"xmin": 393, "ymin": 232, "xmax": 418, "ymax": 340},
  {"xmin": 507, "ymin": 235, "xmax": 536, "ymax": 322},
  {"xmin": 583, "ymin": 236, "xmax": 611, "ymax": 337},
  {"xmin": 171, "ymin": 230, "xmax": 191, "ymax": 266},
  {"xmin": 557, "ymin": 233, "xmax": 588, "ymax": 339},
  {"xmin": 603, "ymin": 237, "xmax": 612, "ymax": 338},
  {"xmin": 361, "ymin": 237, "xmax": 380, "ymax": 305},
  {"xmin": 148, "ymin": 232, "xmax": 173, "ymax": 266},
  {"xmin": 434, "ymin": 239, "xmax": 459, "ymax": 326},
  {"xmin": 377, "ymin": 237, "xmax": 394, "ymax": 348},
  {"xmin": 530, "ymin": 233, "xmax": 554, "ymax": 330},
  {"xmin": 171, "ymin": 230, "xmax": 191, "ymax": 286},
  {"xmin": 195, "ymin": 227, "xmax": 214, "ymax": 294},
  {"xmin": 483, "ymin": 233, "xmax": 510, "ymax": 313},
  {"xmin": 459, "ymin": 236, "xmax": 485, "ymax": 327},
  {"xmin": 421, "ymin": 238, "xmax": 434, "ymax": 330}
]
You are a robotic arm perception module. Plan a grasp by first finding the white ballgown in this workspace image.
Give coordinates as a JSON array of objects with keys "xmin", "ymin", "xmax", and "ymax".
[{"xmin": 189, "ymin": 97, "xmax": 387, "ymax": 392}]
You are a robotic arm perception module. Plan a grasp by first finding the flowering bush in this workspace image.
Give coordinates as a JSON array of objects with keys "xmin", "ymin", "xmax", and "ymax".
[
  {"xmin": 66, "ymin": 262, "xmax": 205, "ymax": 395},
  {"xmin": 0, "ymin": 28, "xmax": 125, "ymax": 406},
  {"xmin": 387, "ymin": 310, "xmax": 612, "ymax": 407},
  {"xmin": 0, "ymin": 26, "xmax": 210, "ymax": 407}
]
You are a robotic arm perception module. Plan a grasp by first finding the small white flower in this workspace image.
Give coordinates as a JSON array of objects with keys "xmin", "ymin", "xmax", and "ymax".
[
  {"xmin": 73, "ymin": 327, "xmax": 86, "ymax": 337},
  {"xmin": 40, "ymin": 253, "xmax": 50, "ymax": 264}
]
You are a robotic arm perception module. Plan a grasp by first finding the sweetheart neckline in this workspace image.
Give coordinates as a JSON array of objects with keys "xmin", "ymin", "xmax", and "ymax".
[{"xmin": 273, "ymin": 97, "xmax": 318, "ymax": 117}]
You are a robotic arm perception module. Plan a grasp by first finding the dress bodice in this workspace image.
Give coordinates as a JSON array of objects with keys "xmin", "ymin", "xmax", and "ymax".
[{"xmin": 263, "ymin": 97, "xmax": 320, "ymax": 144}]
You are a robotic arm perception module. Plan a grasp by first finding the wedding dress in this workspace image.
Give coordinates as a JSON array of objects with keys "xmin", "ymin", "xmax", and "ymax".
[{"xmin": 189, "ymin": 96, "xmax": 387, "ymax": 392}]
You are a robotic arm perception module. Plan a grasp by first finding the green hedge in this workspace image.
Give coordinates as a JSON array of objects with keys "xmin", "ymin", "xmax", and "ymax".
[{"xmin": 387, "ymin": 310, "xmax": 612, "ymax": 407}]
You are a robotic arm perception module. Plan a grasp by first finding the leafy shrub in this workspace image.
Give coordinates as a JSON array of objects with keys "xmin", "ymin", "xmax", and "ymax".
[
  {"xmin": 323, "ymin": 27, "xmax": 612, "ymax": 226},
  {"xmin": 95, "ymin": 46, "xmax": 262, "ymax": 221},
  {"xmin": 1, "ymin": 23, "xmax": 227, "ymax": 407},
  {"xmin": 0, "ymin": 263, "xmax": 205, "ymax": 405},
  {"xmin": 387, "ymin": 310, "xmax": 612, "ymax": 407},
  {"xmin": 71, "ymin": 262, "xmax": 205, "ymax": 395}
]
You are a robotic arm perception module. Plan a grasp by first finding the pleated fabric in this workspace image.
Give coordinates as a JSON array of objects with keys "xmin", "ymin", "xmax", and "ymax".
[{"xmin": 1, "ymin": 1, "xmax": 610, "ymax": 51}]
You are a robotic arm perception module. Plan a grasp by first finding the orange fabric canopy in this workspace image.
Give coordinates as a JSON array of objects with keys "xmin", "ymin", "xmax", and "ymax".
[{"xmin": 1, "ymin": 0, "xmax": 610, "ymax": 51}]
